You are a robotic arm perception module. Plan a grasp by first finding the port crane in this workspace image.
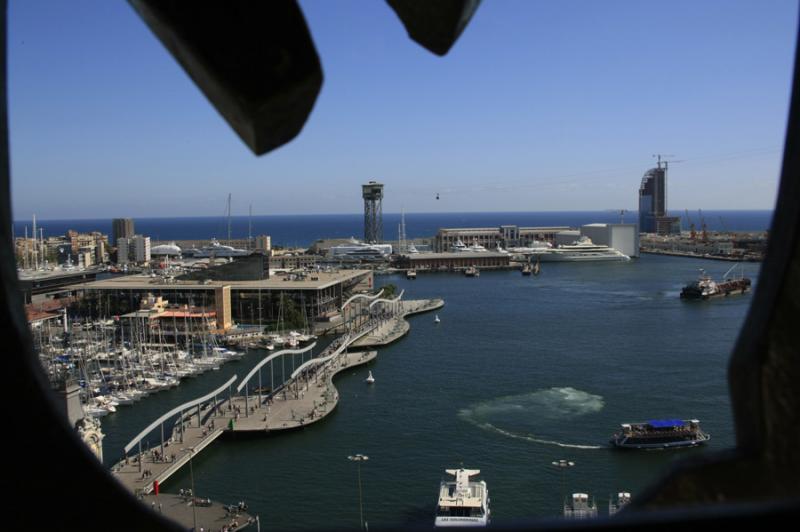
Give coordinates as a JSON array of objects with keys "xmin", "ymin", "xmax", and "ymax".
[
  {"xmin": 698, "ymin": 209, "xmax": 708, "ymax": 242},
  {"xmin": 685, "ymin": 209, "xmax": 697, "ymax": 240}
]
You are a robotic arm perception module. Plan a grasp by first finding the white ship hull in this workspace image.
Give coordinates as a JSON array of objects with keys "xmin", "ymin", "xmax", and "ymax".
[
  {"xmin": 534, "ymin": 251, "xmax": 630, "ymax": 262},
  {"xmin": 435, "ymin": 516, "xmax": 489, "ymax": 527}
]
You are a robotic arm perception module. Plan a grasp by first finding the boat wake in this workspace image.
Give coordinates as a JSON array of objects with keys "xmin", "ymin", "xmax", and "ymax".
[{"xmin": 458, "ymin": 387, "xmax": 605, "ymax": 450}]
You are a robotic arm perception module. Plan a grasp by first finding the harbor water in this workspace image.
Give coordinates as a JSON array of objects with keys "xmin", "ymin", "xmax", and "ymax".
[{"xmin": 99, "ymin": 254, "xmax": 757, "ymax": 529}]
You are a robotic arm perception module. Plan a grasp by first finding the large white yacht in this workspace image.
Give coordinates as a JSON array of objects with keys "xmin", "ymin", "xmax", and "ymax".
[
  {"xmin": 534, "ymin": 236, "xmax": 630, "ymax": 262},
  {"xmin": 435, "ymin": 468, "xmax": 490, "ymax": 527},
  {"xmin": 451, "ymin": 239, "xmax": 489, "ymax": 253},
  {"xmin": 188, "ymin": 239, "xmax": 250, "ymax": 258},
  {"xmin": 330, "ymin": 238, "xmax": 393, "ymax": 260}
]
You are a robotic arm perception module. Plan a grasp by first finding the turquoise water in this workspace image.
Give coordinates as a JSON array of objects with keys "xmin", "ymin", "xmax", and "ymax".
[{"xmin": 100, "ymin": 254, "xmax": 757, "ymax": 529}]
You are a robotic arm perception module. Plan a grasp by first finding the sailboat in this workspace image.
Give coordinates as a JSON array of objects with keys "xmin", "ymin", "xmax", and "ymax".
[
  {"xmin": 533, "ymin": 257, "xmax": 541, "ymax": 276},
  {"xmin": 434, "ymin": 314, "xmax": 441, "ymax": 324},
  {"xmin": 365, "ymin": 371, "xmax": 375, "ymax": 384}
]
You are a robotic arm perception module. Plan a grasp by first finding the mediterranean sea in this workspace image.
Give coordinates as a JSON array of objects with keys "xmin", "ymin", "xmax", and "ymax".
[{"xmin": 14, "ymin": 210, "xmax": 772, "ymax": 247}]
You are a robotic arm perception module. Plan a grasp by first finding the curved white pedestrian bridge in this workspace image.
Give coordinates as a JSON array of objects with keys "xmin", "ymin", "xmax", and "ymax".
[{"xmin": 110, "ymin": 297, "xmax": 442, "ymax": 495}]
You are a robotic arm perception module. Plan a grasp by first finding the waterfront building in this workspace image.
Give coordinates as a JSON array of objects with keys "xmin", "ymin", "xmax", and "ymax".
[
  {"xmin": 118, "ymin": 235, "xmax": 151, "ymax": 264},
  {"xmin": 120, "ymin": 294, "xmax": 220, "ymax": 338},
  {"xmin": 271, "ymin": 253, "xmax": 320, "ymax": 270},
  {"xmin": 638, "ymin": 162, "xmax": 680, "ymax": 235},
  {"xmin": 255, "ymin": 235, "xmax": 272, "ymax": 253},
  {"xmin": 434, "ymin": 226, "xmax": 570, "ymax": 252},
  {"xmin": 150, "ymin": 243, "xmax": 182, "ymax": 256},
  {"xmin": 579, "ymin": 223, "xmax": 640, "ymax": 258},
  {"xmin": 66, "ymin": 268, "xmax": 374, "ymax": 328},
  {"xmin": 117, "ymin": 237, "xmax": 130, "ymax": 265},
  {"xmin": 133, "ymin": 235, "xmax": 151, "ymax": 263},
  {"xmin": 394, "ymin": 251, "xmax": 510, "ymax": 271},
  {"xmin": 95, "ymin": 239, "xmax": 106, "ymax": 264},
  {"xmin": 112, "ymin": 218, "xmax": 135, "ymax": 246}
]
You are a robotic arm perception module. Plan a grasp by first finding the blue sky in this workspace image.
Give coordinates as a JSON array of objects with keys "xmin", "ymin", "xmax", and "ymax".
[{"xmin": 8, "ymin": 0, "xmax": 798, "ymax": 219}]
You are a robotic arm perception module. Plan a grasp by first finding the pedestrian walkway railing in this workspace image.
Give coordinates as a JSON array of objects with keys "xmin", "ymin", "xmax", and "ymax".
[
  {"xmin": 368, "ymin": 289, "xmax": 405, "ymax": 310},
  {"xmin": 342, "ymin": 288, "xmax": 384, "ymax": 311},
  {"xmin": 123, "ymin": 375, "xmax": 237, "ymax": 455},
  {"xmin": 235, "ymin": 343, "xmax": 317, "ymax": 394}
]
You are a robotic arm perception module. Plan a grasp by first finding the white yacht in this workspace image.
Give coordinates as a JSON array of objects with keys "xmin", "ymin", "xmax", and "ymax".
[
  {"xmin": 330, "ymin": 238, "xmax": 393, "ymax": 260},
  {"xmin": 188, "ymin": 239, "xmax": 249, "ymax": 258},
  {"xmin": 450, "ymin": 239, "xmax": 468, "ymax": 252},
  {"xmin": 435, "ymin": 468, "xmax": 490, "ymax": 527},
  {"xmin": 467, "ymin": 240, "xmax": 488, "ymax": 252},
  {"xmin": 534, "ymin": 237, "xmax": 630, "ymax": 262}
]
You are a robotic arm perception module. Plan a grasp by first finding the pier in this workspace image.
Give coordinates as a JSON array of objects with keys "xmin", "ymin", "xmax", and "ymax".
[{"xmin": 110, "ymin": 297, "xmax": 442, "ymax": 501}]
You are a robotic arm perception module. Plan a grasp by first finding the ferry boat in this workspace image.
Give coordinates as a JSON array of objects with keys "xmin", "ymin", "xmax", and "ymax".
[
  {"xmin": 610, "ymin": 419, "xmax": 710, "ymax": 449},
  {"xmin": 563, "ymin": 493, "xmax": 597, "ymax": 519},
  {"xmin": 680, "ymin": 267, "xmax": 751, "ymax": 299},
  {"xmin": 534, "ymin": 236, "xmax": 630, "ymax": 262},
  {"xmin": 434, "ymin": 468, "xmax": 490, "ymax": 527},
  {"xmin": 609, "ymin": 492, "xmax": 632, "ymax": 516}
]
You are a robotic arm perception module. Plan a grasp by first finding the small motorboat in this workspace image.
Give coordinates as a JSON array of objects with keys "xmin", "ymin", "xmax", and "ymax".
[
  {"xmin": 434, "ymin": 314, "xmax": 441, "ymax": 324},
  {"xmin": 365, "ymin": 371, "xmax": 375, "ymax": 384}
]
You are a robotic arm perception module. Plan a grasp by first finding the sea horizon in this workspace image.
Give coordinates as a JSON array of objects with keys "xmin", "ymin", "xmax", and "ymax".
[{"xmin": 13, "ymin": 209, "xmax": 774, "ymax": 248}]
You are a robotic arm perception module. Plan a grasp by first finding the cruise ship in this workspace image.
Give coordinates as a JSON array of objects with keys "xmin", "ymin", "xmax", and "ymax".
[
  {"xmin": 533, "ymin": 236, "xmax": 630, "ymax": 262},
  {"xmin": 434, "ymin": 468, "xmax": 490, "ymax": 527},
  {"xmin": 329, "ymin": 239, "xmax": 393, "ymax": 260},
  {"xmin": 186, "ymin": 239, "xmax": 250, "ymax": 258},
  {"xmin": 611, "ymin": 419, "xmax": 710, "ymax": 449}
]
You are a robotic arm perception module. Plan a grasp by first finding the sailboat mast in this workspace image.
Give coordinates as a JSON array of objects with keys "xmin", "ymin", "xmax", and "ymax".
[
  {"xmin": 227, "ymin": 193, "xmax": 232, "ymax": 245},
  {"xmin": 248, "ymin": 204, "xmax": 252, "ymax": 250}
]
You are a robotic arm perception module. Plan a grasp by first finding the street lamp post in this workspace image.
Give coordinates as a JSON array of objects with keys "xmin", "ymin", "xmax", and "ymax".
[
  {"xmin": 182, "ymin": 448, "xmax": 197, "ymax": 531},
  {"xmin": 552, "ymin": 459, "xmax": 575, "ymax": 511},
  {"xmin": 347, "ymin": 454, "xmax": 369, "ymax": 530}
]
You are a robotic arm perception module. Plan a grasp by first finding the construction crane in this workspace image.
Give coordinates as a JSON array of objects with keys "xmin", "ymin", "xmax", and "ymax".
[
  {"xmin": 685, "ymin": 209, "xmax": 696, "ymax": 241},
  {"xmin": 698, "ymin": 209, "xmax": 708, "ymax": 242},
  {"xmin": 605, "ymin": 209, "xmax": 630, "ymax": 224}
]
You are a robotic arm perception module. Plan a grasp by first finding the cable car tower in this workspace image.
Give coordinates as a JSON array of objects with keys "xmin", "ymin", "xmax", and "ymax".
[{"xmin": 362, "ymin": 181, "xmax": 384, "ymax": 244}]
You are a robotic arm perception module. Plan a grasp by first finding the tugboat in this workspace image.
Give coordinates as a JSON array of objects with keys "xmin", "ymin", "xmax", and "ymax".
[
  {"xmin": 680, "ymin": 266, "xmax": 751, "ymax": 300},
  {"xmin": 434, "ymin": 468, "xmax": 490, "ymax": 527},
  {"xmin": 610, "ymin": 419, "xmax": 710, "ymax": 449}
]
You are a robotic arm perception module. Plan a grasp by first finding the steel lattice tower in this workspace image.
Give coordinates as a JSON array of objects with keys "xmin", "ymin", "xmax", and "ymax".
[{"xmin": 362, "ymin": 181, "xmax": 384, "ymax": 243}]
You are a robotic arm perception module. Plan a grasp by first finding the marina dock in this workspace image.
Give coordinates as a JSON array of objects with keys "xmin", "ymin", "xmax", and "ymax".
[{"xmin": 110, "ymin": 298, "xmax": 442, "ymax": 498}]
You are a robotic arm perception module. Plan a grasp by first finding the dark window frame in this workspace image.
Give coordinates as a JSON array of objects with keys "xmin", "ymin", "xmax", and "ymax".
[{"xmin": 2, "ymin": 3, "xmax": 797, "ymax": 529}]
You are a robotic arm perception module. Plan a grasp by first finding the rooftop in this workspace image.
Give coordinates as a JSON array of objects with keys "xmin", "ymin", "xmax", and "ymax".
[{"xmin": 68, "ymin": 269, "xmax": 371, "ymax": 292}]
